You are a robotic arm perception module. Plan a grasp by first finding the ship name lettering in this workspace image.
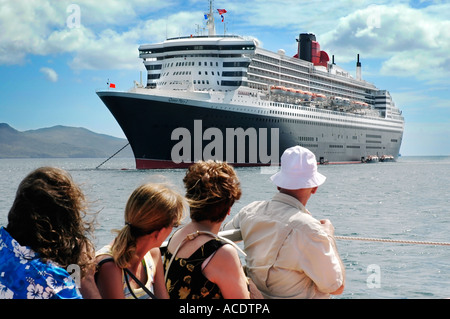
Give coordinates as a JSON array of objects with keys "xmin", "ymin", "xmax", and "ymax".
[{"xmin": 168, "ymin": 98, "xmax": 188, "ymax": 104}]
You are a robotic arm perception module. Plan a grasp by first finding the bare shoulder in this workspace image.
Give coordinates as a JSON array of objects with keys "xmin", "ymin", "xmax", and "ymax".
[
  {"xmin": 96, "ymin": 256, "xmax": 121, "ymax": 275},
  {"xmin": 210, "ymin": 243, "xmax": 242, "ymax": 268},
  {"xmin": 95, "ymin": 255, "xmax": 125, "ymax": 298},
  {"xmin": 203, "ymin": 243, "xmax": 249, "ymax": 298}
]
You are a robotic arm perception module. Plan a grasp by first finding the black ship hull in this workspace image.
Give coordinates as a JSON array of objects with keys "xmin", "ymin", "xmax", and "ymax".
[{"xmin": 97, "ymin": 90, "xmax": 403, "ymax": 169}]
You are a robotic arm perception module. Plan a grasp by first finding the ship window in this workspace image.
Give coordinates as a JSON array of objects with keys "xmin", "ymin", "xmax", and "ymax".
[
  {"xmin": 223, "ymin": 62, "xmax": 251, "ymax": 67},
  {"xmin": 146, "ymin": 64, "xmax": 162, "ymax": 70},
  {"xmin": 222, "ymin": 71, "xmax": 247, "ymax": 77}
]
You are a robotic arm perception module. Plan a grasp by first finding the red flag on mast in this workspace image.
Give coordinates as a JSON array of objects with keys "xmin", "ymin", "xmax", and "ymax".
[{"xmin": 217, "ymin": 9, "xmax": 227, "ymax": 22}]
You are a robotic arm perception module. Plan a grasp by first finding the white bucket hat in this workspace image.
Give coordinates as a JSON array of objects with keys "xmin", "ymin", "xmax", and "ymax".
[{"xmin": 270, "ymin": 146, "xmax": 326, "ymax": 189}]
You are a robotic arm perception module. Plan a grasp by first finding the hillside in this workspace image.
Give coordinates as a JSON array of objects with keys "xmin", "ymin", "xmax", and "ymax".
[{"xmin": 0, "ymin": 123, "xmax": 133, "ymax": 158}]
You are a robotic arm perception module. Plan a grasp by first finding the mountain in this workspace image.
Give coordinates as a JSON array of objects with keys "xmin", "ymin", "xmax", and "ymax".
[{"xmin": 0, "ymin": 123, "xmax": 133, "ymax": 158}]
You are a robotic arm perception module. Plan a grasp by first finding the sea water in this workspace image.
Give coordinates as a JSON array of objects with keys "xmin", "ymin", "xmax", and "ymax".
[{"xmin": 0, "ymin": 156, "xmax": 449, "ymax": 299}]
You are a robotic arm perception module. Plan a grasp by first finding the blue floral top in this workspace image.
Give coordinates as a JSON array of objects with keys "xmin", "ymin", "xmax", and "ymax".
[{"xmin": 0, "ymin": 227, "xmax": 82, "ymax": 299}]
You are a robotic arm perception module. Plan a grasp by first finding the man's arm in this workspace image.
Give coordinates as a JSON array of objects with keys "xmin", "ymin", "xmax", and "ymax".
[
  {"xmin": 320, "ymin": 219, "xmax": 345, "ymax": 295},
  {"xmin": 221, "ymin": 211, "xmax": 241, "ymax": 231}
]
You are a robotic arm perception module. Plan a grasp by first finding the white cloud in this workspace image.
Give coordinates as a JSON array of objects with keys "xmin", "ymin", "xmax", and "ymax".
[
  {"xmin": 0, "ymin": 0, "xmax": 177, "ymax": 69},
  {"xmin": 2, "ymin": 0, "xmax": 450, "ymax": 79},
  {"xmin": 65, "ymin": 11, "xmax": 202, "ymax": 70},
  {"xmin": 0, "ymin": 0, "xmax": 64, "ymax": 64},
  {"xmin": 40, "ymin": 67, "xmax": 58, "ymax": 82},
  {"xmin": 319, "ymin": 3, "xmax": 450, "ymax": 80}
]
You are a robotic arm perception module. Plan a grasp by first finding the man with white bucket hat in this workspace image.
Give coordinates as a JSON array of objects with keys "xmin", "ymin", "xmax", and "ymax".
[{"xmin": 224, "ymin": 146, "xmax": 345, "ymax": 299}]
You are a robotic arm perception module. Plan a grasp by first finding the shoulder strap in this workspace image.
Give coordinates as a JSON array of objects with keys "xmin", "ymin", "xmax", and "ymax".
[
  {"xmin": 95, "ymin": 257, "xmax": 114, "ymax": 283},
  {"xmin": 97, "ymin": 257, "xmax": 114, "ymax": 269},
  {"xmin": 96, "ymin": 256, "xmax": 157, "ymax": 299},
  {"xmin": 164, "ymin": 230, "xmax": 246, "ymax": 282},
  {"xmin": 123, "ymin": 268, "xmax": 157, "ymax": 299}
]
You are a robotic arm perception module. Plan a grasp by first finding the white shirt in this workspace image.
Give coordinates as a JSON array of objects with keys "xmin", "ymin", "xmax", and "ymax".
[{"xmin": 224, "ymin": 192, "xmax": 343, "ymax": 299}]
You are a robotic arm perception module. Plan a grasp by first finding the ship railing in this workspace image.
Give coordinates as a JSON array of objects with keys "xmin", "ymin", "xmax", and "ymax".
[{"xmin": 167, "ymin": 34, "xmax": 243, "ymax": 41}]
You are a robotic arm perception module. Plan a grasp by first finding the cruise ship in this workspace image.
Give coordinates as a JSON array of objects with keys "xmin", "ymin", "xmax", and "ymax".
[{"xmin": 97, "ymin": 2, "xmax": 404, "ymax": 169}]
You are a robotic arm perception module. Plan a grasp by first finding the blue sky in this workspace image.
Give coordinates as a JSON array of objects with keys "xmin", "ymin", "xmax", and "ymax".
[{"xmin": 0, "ymin": 0, "xmax": 449, "ymax": 156}]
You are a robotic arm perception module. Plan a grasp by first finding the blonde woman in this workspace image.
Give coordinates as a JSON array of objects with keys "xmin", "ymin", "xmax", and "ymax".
[{"xmin": 96, "ymin": 183, "xmax": 185, "ymax": 299}]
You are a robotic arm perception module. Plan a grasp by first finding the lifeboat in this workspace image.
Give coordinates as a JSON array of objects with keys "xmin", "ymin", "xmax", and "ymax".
[
  {"xmin": 270, "ymin": 86, "xmax": 286, "ymax": 95},
  {"xmin": 286, "ymin": 88, "xmax": 297, "ymax": 96},
  {"xmin": 380, "ymin": 155, "xmax": 395, "ymax": 162},
  {"xmin": 364, "ymin": 155, "xmax": 379, "ymax": 163},
  {"xmin": 352, "ymin": 101, "xmax": 370, "ymax": 108},
  {"xmin": 313, "ymin": 93, "xmax": 326, "ymax": 101},
  {"xmin": 331, "ymin": 96, "xmax": 344, "ymax": 105},
  {"xmin": 341, "ymin": 98, "xmax": 350, "ymax": 105},
  {"xmin": 303, "ymin": 91, "xmax": 314, "ymax": 101},
  {"xmin": 295, "ymin": 89, "xmax": 308, "ymax": 99}
]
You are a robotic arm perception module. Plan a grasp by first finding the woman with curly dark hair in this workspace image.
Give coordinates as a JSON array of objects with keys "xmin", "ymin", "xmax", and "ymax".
[
  {"xmin": 163, "ymin": 160, "xmax": 250, "ymax": 299},
  {"xmin": 0, "ymin": 167, "xmax": 99, "ymax": 299}
]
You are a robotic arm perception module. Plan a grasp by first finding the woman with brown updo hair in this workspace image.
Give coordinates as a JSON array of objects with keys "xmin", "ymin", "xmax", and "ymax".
[
  {"xmin": 163, "ymin": 160, "xmax": 250, "ymax": 299},
  {"xmin": 95, "ymin": 183, "xmax": 185, "ymax": 299}
]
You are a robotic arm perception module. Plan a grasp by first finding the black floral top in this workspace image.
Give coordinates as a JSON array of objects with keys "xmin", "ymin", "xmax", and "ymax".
[{"xmin": 164, "ymin": 238, "xmax": 225, "ymax": 299}]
